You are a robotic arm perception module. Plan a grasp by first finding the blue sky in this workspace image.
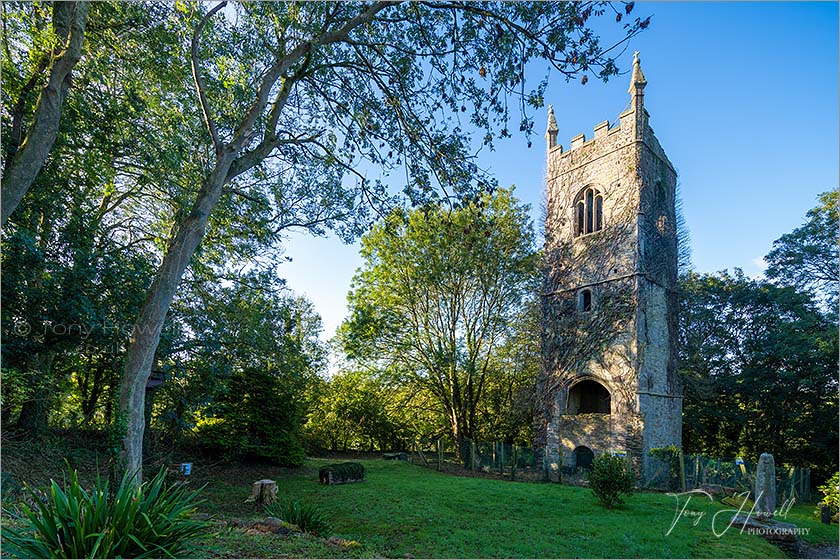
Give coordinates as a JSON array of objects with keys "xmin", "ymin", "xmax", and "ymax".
[{"xmin": 279, "ymin": 1, "xmax": 839, "ymax": 344}]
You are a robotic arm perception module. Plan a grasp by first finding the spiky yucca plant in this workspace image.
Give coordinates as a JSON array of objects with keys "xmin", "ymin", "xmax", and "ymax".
[{"xmin": 1, "ymin": 465, "xmax": 210, "ymax": 558}]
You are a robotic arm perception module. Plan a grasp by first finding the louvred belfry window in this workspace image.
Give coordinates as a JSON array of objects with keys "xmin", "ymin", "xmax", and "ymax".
[{"xmin": 573, "ymin": 187, "xmax": 603, "ymax": 236}]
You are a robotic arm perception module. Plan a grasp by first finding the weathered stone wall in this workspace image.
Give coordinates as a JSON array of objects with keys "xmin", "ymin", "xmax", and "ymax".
[
  {"xmin": 559, "ymin": 414, "xmax": 612, "ymax": 458},
  {"xmin": 537, "ymin": 77, "xmax": 682, "ymax": 481}
]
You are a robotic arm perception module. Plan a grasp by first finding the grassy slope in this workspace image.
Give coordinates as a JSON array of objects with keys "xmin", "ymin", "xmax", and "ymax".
[{"xmin": 198, "ymin": 459, "xmax": 836, "ymax": 558}]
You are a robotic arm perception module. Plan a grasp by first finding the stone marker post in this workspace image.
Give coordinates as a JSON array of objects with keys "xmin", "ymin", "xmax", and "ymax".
[
  {"xmin": 732, "ymin": 452, "xmax": 800, "ymax": 546},
  {"xmin": 754, "ymin": 453, "xmax": 776, "ymax": 520}
]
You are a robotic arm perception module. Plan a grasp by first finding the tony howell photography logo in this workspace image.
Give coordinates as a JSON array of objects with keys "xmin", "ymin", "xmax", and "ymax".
[{"xmin": 664, "ymin": 489, "xmax": 808, "ymax": 538}]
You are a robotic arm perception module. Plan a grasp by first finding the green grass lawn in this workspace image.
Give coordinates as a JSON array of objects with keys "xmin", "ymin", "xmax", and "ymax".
[
  {"xmin": 194, "ymin": 458, "xmax": 838, "ymax": 558},
  {"xmin": 3, "ymin": 441, "xmax": 836, "ymax": 559}
]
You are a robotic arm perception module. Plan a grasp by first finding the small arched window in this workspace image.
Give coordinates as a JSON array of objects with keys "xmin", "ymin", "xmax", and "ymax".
[
  {"xmin": 573, "ymin": 187, "xmax": 604, "ymax": 237},
  {"xmin": 578, "ymin": 288, "xmax": 592, "ymax": 312}
]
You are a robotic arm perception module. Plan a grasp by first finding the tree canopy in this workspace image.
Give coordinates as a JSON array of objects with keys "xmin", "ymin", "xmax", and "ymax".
[
  {"xmin": 679, "ymin": 269, "xmax": 838, "ymax": 481},
  {"xmin": 340, "ymin": 187, "xmax": 539, "ymax": 449},
  {"xmin": 765, "ymin": 190, "xmax": 838, "ymax": 308}
]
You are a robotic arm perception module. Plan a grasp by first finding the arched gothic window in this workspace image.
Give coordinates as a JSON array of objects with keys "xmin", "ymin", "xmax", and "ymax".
[{"xmin": 574, "ymin": 187, "xmax": 604, "ymax": 236}]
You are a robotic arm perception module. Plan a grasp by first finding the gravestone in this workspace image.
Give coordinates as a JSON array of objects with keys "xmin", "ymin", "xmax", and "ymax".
[
  {"xmin": 754, "ymin": 453, "xmax": 776, "ymax": 520},
  {"xmin": 820, "ymin": 505, "xmax": 832, "ymax": 524}
]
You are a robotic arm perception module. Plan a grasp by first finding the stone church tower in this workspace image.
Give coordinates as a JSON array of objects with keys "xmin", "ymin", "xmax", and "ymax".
[{"xmin": 536, "ymin": 53, "xmax": 682, "ymax": 481}]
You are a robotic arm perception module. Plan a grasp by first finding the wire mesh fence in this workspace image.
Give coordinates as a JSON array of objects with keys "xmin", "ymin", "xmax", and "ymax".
[
  {"xmin": 644, "ymin": 452, "xmax": 812, "ymax": 501},
  {"xmin": 408, "ymin": 436, "xmax": 811, "ymax": 501},
  {"xmin": 408, "ymin": 437, "xmax": 546, "ymax": 481}
]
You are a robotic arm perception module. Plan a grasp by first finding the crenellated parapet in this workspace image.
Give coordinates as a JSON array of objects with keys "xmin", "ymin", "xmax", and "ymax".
[
  {"xmin": 545, "ymin": 52, "xmax": 674, "ymax": 186},
  {"xmin": 546, "ymin": 111, "xmax": 674, "ymax": 182}
]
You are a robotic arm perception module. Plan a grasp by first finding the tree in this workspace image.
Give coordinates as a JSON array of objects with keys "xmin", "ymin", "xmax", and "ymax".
[
  {"xmin": 64, "ymin": 1, "xmax": 647, "ymax": 480},
  {"xmin": 474, "ymin": 298, "xmax": 540, "ymax": 443},
  {"xmin": 0, "ymin": 176, "xmax": 155, "ymax": 434},
  {"xmin": 167, "ymin": 271, "xmax": 326, "ymax": 465},
  {"xmin": 679, "ymin": 270, "xmax": 838, "ymax": 481},
  {"xmin": 1, "ymin": 1, "xmax": 89, "ymax": 225},
  {"xmin": 341, "ymin": 188, "xmax": 538, "ymax": 451},
  {"xmin": 304, "ymin": 370, "xmax": 410, "ymax": 452},
  {"xmin": 1, "ymin": 3, "xmax": 187, "ymax": 435},
  {"xmin": 765, "ymin": 190, "xmax": 839, "ymax": 308}
]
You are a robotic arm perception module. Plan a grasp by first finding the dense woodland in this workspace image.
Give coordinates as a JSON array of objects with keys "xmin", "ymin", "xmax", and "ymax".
[{"xmin": 1, "ymin": 1, "xmax": 837, "ymax": 488}]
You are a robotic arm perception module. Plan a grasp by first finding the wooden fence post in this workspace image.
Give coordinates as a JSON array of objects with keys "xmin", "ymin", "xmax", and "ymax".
[
  {"xmin": 799, "ymin": 468, "xmax": 805, "ymax": 499},
  {"xmin": 415, "ymin": 436, "xmax": 429, "ymax": 465},
  {"xmin": 678, "ymin": 451, "xmax": 686, "ymax": 491},
  {"xmin": 695, "ymin": 456, "xmax": 699, "ymax": 486},
  {"xmin": 806, "ymin": 469, "xmax": 811, "ymax": 500},
  {"xmin": 499, "ymin": 443, "xmax": 504, "ymax": 475},
  {"xmin": 511, "ymin": 445, "xmax": 517, "ymax": 480},
  {"xmin": 788, "ymin": 466, "xmax": 796, "ymax": 500}
]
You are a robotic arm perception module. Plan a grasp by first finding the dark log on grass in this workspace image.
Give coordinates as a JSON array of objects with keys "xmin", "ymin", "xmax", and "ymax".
[{"xmin": 319, "ymin": 462, "xmax": 365, "ymax": 485}]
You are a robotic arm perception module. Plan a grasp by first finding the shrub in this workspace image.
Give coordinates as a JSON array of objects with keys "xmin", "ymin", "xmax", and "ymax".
[
  {"xmin": 1, "ymin": 465, "xmax": 210, "ymax": 558},
  {"xmin": 194, "ymin": 416, "xmax": 306, "ymax": 466},
  {"xmin": 588, "ymin": 453, "xmax": 636, "ymax": 509},
  {"xmin": 817, "ymin": 472, "xmax": 839, "ymax": 517},
  {"xmin": 265, "ymin": 499, "xmax": 331, "ymax": 535},
  {"xmin": 319, "ymin": 462, "xmax": 365, "ymax": 484}
]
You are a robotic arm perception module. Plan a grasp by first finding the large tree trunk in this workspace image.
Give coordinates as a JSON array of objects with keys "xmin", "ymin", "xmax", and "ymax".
[
  {"xmin": 118, "ymin": 158, "xmax": 233, "ymax": 482},
  {"xmin": 1, "ymin": 1, "xmax": 89, "ymax": 226}
]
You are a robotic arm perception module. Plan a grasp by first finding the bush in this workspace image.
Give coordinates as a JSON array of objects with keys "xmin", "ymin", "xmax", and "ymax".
[
  {"xmin": 588, "ymin": 453, "xmax": 636, "ymax": 509},
  {"xmin": 1, "ymin": 465, "xmax": 210, "ymax": 558},
  {"xmin": 319, "ymin": 462, "xmax": 365, "ymax": 484},
  {"xmin": 265, "ymin": 499, "xmax": 331, "ymax": 535},
  {"xmin": 194, "ymin": 417, "xmax": 306, "ymax": 466},
  {"xmin": 817, "ymin": 472, "xmax": 839, "ymax": 517}
]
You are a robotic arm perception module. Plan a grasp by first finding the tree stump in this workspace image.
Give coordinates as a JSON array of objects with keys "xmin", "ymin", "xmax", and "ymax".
[{"xmin": 250, "ymin": 479, "xmax": 278, "ymax": 508}]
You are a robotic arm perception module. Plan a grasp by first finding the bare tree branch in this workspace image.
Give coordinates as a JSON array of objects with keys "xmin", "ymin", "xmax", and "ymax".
[{"xmin": 191, "ymin": 1, "xmax": 227, "ymax": 156}]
